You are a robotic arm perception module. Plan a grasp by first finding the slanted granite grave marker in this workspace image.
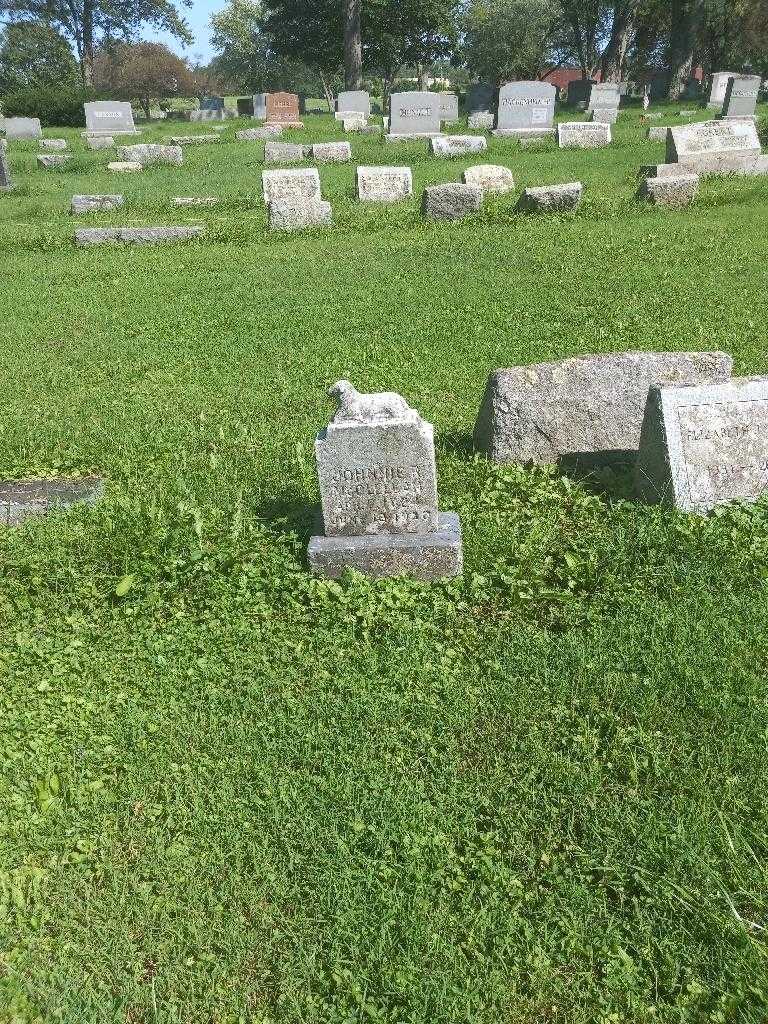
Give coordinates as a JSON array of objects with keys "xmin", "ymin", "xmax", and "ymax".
[
  {"xmin": 721, "ymin": 75, "xmax": 761, "ymax": 119},
  {"xmin": 308, "ymin": 381, "xmax": 462, "ymax": 579},
  {"xmin": 84, "ymin": 102, "xmax": 137, "ymax": 135},
  {"xmin": 494, "ymin": 81, "xmax": 556, "ymax": 138},
  {"xmin": 462, "ymin": 164, "xmax": 514, "ymax": 194},
  {"xmin": 356, "ymin": 166, "xmax": 412, "ymax": 202},
  {"xmin": 635, "ymin": 377, "xmax": 768, "ymax": 512},
  {"xmin": 71, "ymin": 194, "xmax": 124, "ymax": 214},
  {"xmin": 473, "ymin": 351, "xmax": 733, "ymax": 465},
  {"xmin": 439, "ymin": 93, "xmax": 460, "ymax": 122},
  {"xmin": 387, "ymin": 91, "xmax": 442, "ymax": 139},
  {"xmin": 664, "ymin": 119, "xmax": 764, "ymax": 175},
  {"xmin": 262, "ymin": 167, "xmax": 321, "ymax": 205},
  {"xmin": 116, "ymin": 143, "xmax": 182, "ymax": 166},
  {"xmin": 558, "ymin": 121, "xmax": 611, "ymax": 148}
]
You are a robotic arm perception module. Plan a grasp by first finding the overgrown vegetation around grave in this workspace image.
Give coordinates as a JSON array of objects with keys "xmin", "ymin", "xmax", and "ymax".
[{"xmin": 1, "ymin": 105, "xmax": 768, "ymax": 1024}]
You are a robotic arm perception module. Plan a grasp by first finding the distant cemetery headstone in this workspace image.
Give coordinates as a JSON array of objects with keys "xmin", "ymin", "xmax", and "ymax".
[
  {"xmin": 635, "ymin": 377, "xmax": 768, "ymax": 512},
  {"xmin": 0, "ymin": 144, "xmax": 11, "ymax": 190},
  {"xmin": 707, "ymin": 71, "xmax": 735, "ymax": 109},
  {"xmin": 587, "ymin": 82, "xmax": 621, "ymax": 121},
  {"xmin": 721, "ymin": 75, "xmax": 761, "ymax": 119},
  {"xmin": 468, "ymin": 82, "xmax": 494, "ymax": 114},
  {"xmin": 84, "ymin": 101, "xmax": 137, "ymax": 135},
  {"xmin": 266, "ymin": 92, "xmax": 301, "ymax": 124},
  {"xmin": 85, "ymin": 135, "xmax": 114, "ymax": 150},
  {"xmin": 116, "ymin": 143, "xmax": 182, "ymax": 166},
  {"xmin": 665, "ymin": 119, "xmax": 764, "ymax": 174},
  {"xmin": 356, "ymin": 166, "xmax": 412, "ymax": 202},
  {"xmin": 494, "ymin": 81, "xmax": 556, "ymax": 137},
  {"xmin": 71, "ymin": 195, "xmax": 124, "ymax": 214},
  {"xmin": 473, "ymin": 351, "xmax": 733, "ymax": 465},
  {"xmin": 431, "ymin": 135, "xmax": 487, "ymax": 157},
  {"xmin": 336, "ymin": 90, "xmax": 371, "ymax": 118},
  {"xmin": 462, "ymin": 164, "xmax": 515, "ymax": 194},
  {"xmin": 75, "ymin": 226, "xmax": 204, "ymax": 246},
  {"xmin": 237, "ymin": 97, "xmax": 254, "ymax": 117},
  {"xmin": 253, "ymin": 94, "xmax": 267, "ymax": 119},
  {"xmin": 439, "ymin": 93, "xmax": 459, "ymax": 122},
  {"xmin": 387, "ymin": 91, "xmax": 442, "ymax": 138},
  {"xmin": 557, "ymin": 121, "xmax": 611, "ymax": 148},
  {"xmin": 268, "ymin": 198, "xmax": 332, "ymax": 231},
  {"xmin": 261, "ymin": 167, "xmax": 321, "ymax": 205},
  {"xmin": 567, "ymin": 79, "xmax": 595, "ymax": 107},
  {"xmin": 200, "ymin": 96, "xmax": 224, "ymax": 111},
  {"xmin": 307, "ymin": 381, "xmax": 463, "ymax": 580},
  {"xmin": 3, "ymin": 117, "xmax": 42, "ymax": 140}
]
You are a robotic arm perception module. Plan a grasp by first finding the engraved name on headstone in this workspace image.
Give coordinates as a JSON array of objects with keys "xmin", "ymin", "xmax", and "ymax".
[
  {"xmin": 666, "ymin": 119, "xmax": 762, "ymax": 174},
  {"xmin": 636, "ymin": 377, "xmax": 768, "ymax": 512},
  {"xmin": 84, "ymin": 102, "xmax": 137, "ymax": 135},
  {"xmin": 387, "ymin": 91, "xmax": 442, "ymax": 137},
  {"xmin": 494, "ymin": 81, "xmax": 556, "ymax": 137},
  {"xmin": 721, "ymin": 75, "xmax": 761, "ymax": 119},
  {"xmin": 266, "ymin": 92, "xmax": 300, "ymax": 124}
]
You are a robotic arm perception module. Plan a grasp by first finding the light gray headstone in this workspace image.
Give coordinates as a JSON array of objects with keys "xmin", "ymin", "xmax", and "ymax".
[
  {"xmin": 439, "ymin": 93, "xmax": 459, "ymax": 122},
  {"xmin": 422, "ymin": 183, "xmax": 483, "ymax": 220},
  {"xmin": 388, "ymin": 91, "xmax": 442, "ymax": 137},
  {"xmin": 587, "ymin": 82, "xmax": 621, "ymax": 114},
  {"xmin": 721, "ymin": 75, "xmax": 761, "ymax": 119},
  {"xmin": 311, "ymin": 141, "xmax": 351, "ymax": 163},
  {"xmin": 3, "ymin": 117, "xmax": 42, "ymax": 140},
  {"xmin": 37, "ymin": 154, "xmax": 69, "ymax": 169},
  {"xmin": 107, "ymin": 161, "xmax": 143, "ymax": 173},
  {"xmin": 590, "ymin": 107, "xmax": 618, "ymax": 124},
  {"xmin": 462, "ymin": 164, "xmax": 514, "ymax": 194},
  {"xmin": 707, "ymin": 72, "xmax": 735, "ymax": 109},
  {"xmin": 0, "ymin": 144, "xmax": 11, "ymax": 190},
  {"xmin": 356, "ymin": 166, "xmax": 412, "ymax": 202},
  {"xmin": 515, "ymin": 182, "xmax": 582, "ymax": 213},
  {"xmin": 468, "ymin": 111, "xmax": 494, "ymax": 130},
  {"xmin": 169, "ymin": 134, "xmax": 220, "ymax": 145},
  {"xmin": 40, "ymin": 138, "xmax": 67, "ymax": 151},
  {"xmin": 86, "ymin": 135, "xmax": 114, "ymax": 150},
  {"xmin": 666, "ymin": 119, "xmax": 761, "ymax": 174},
  {"xmin": 636, "ymin": 377, "xmax": 768, "ymax": 512},
  {"xmin": 236, "ymin": 126, "xmax": 283, "ymax": 141},
  {"xmin": 558, "ymin": 122, "xmax": 611, "ymax": 148},
  {"xmin": 647, "ymin": 126, "xmax": 669, "ymax": 142},
  {"xmin": 264, "ymin": 141, "xmax": 309, "ymax": 164},
  {"xmin": 262, "ymin": 167, "xmax": 321, "ymax": 206},
  {"xmin": 172, "ymin": 197, "xmax": 219, "ymax": 207},
  {"xmin": 307, "ymin": 381, "xmax": 462, "ymax": 579},
  {"xmin": 473, "ymin": 351, "xmax": 733, "ymax": 465},
  {"xmin": 75, "ymin": 226, "xmax": 204, "ymax": 246},
  {"xmin": 336, "ymin": 90, "xmax": 370, "ymax": 117},
  {"xmin": 268, "ymin": 198, "xmax": 332, "ymax": 230},
  {"xmin": 636, "ymin": 173, "xmax": 699, "ymax": 206},
  {"xmin": 253, "ymin": 94, "xmax": 268, "ymax": 119},
  {"xmin": 430, "ymin": 135, "xmax": 487, "ymax": 157},
  {"xmin": 494, "ymin": 82, "xmax": 556, "ymax": 137},
  {"xmin": 71, "ymin": 194, "xmax": 124, "ymax": 214},
  {"xmin": 84, "ymin": 101, "xmax": 137, "ymax": 135},
  {"xmin": 116, "ymin": 144, "xmax": 182, "ymax": 166}
]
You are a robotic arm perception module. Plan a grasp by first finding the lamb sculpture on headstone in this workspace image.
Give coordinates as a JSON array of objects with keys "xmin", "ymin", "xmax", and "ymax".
[{"xmin": 329, "ymin": 380, "xmax": 412, "ymax": 422}]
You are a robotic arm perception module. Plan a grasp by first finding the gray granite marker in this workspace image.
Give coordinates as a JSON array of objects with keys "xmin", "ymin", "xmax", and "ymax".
[
  {"xmin": 387, "ymin": 91, "xmax": 442, "ymax": 139},
  {"xmin": 431, "ymin": 135, "xmax": 487, "ymax": 157},
  {"xmin": 75, "ymin": 226, "xmax": 204, "ymax": 246},
  {"xmin": 587, "ymin": 82, "xmax": 621, "ymax": 122},
  {"xmin": 116, "ymin": 144, "xmax": 182, "ymax": 166},
  {"xmin": 462, "ymin": 164, "xmax": 514, "ymax": 194},
  {"xmin": 253, "ymin": 94, "xmax": 267, "ymax": 119},
  {"xmin": 636, "ymin": 377, "xmax": 768, "ymax": 512},
  {"xmin": 647, "ymin": 126, "xmax": 669, "ymax": 142},
  {"xmin": 515, "ymin": 182, "xmax": 582, "ymax": 213},
  {"xmin": 169, "ymin": 134, "xmax": 221, "ymax": 145},
  {"xmin": 474, "ymin": 351, "xmax": 733, "ymax": 464},
  {"xmin": 336, "ymin": 90, "xmax": 371, "ymax": 118},
  {"xmin": 721, "ymin": 75, "xmax": 761, "ymax": 119},
  {"xmin": 264, "ymin": 141, "xmax": 309, "ymax": 163},
  {"xmin": 636, "ymin": 174, "xmax": 699, "ymax": 206},
  {"xmin": 0, "ymin": 476, "xmax": 104, "ymax": 526},
  {"xmin": 40, "ymin": 139, "xmax": 67, "ymax": 151},
  {"xmin": 86, "ymin": 135, "xmax": 114, "ymax": 150},
  {"xmin": 439, "ymin": 93, "xmax": 459, "ymax": 122},
  {"xmin": 3, "ymin": 117, "xmax": 42, "ymax": 140},
  {"xmin": 37, "ymin": 154, "xmax": 69, "ymax": 169},
  {"xmin": 356, "ymin": 166, "xmax": 412, "ymax": 202},
  {"xmin": 494, "ymin": 81, "xmax": 556, "ymax": 138},
  {"xmin": 311, "ymin": 141, "xmax": 352, "ymax": 163},
  {"xmin": 468, "ymin": 111, "xmax": 494, "ymax": 130},
  {"xmin": 665, "ymin": 119, "xmax": 762, "ymax": 174},
  {"xmin": 236, "ymin": 126, "xmax": 283, "ymax": 141},
  {"xmin": 262, "ymin": 167, "xmax": 321, "ymax": 205},
  {"xmin": 558, "ymin": 122, "xmax": 611, "ymax": 148},
  {"xmin": 268, "ymin": 198, "xmax": 332, "ymax": 230},
  {"xmin": 707, "ymin": 72, "xmax": 735, "ymax": 110},
  {"xmin": 71, "ymin": 195, "xmax": 124, "ymax": 214},
  {"xmin": 0, "ymin": 144, "xmax": 11, "ymax": 190},
  {"xmin": 84, "ymin": 101, "xmax": 138, "ymax": 135},
  {"xmin": 308, "ymin": 381, "xmax": 462, "ymax": 579},
  {"xmin": 422, "ymin": 183, "xmax": 483, "ymax": 220}
]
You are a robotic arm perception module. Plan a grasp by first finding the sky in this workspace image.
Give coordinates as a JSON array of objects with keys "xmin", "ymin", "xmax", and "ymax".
[{"xmin": 152, "ymin": 0, "xmax": 222, "ymax": 65}]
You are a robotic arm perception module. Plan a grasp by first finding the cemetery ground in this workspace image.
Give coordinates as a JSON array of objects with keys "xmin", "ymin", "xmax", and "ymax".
[{"xmin": 2, "ymin": 104, "xmax": 768, "ymax": 1023}]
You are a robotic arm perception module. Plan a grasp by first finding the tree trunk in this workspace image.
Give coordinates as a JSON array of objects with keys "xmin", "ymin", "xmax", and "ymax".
[
  {"xmin": 667, "ymin": 0, "xmax": 698, "ymax": 99},
  {"xmin": 81, "ymin": 0, "xmax": 95, "ymax": 87},
  {"xmin": 569, "ymin": 12, "xmax": 589, "ymax": 78},
  {"xmin": 343, "ymin": 0, "xmax": 362, "ymax": 89},
  {"xmin": 601, "ymin": 3, "xmax": 636, "ymax": 82},
  {"xmin": 319, "ymin": 69, "xmax": 335, "ymax": 112}
]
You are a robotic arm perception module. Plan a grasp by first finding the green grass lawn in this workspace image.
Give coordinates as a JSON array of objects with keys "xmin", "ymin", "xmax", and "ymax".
[{"xmin": 1, "ymin": 105, "xmax": 768, "ymax": 1024}]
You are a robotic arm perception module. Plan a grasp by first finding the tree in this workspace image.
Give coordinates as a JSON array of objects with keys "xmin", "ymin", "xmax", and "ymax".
[
  {"xmin": 0, "ymin": 0, "xmax": 193, "ymax": 87},
  {"xmin": 666, "ymin": 0, "xmax": 698, "ymax": 97},
  {"xmin": 600, "ymin": 0, "xmax": 643, "ymax": 80},
  {"xmin": 463, "ymin": 0, "xmax": 559, "ymax": 84},
  {"xmin": 0, "ymin": 20, "xmax": 77, "ymax": 92},
  {"xmin": 93, "ymin": 41, "xmax": 195, "ymax": 119},
  {"xmin": 344, "ymin": 0, "xmax": 363, "ymax": 88}
]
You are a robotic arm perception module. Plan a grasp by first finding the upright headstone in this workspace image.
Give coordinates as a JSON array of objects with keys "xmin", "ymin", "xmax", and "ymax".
[
  {"xmin": 721, "ymin": 75, "xmax": 761, "ymax": 119},
  {"xmin": 567, "ymin": 79, "xmax": 595, "ymax": 108},
  {"xmin": 200, "ymin": 96, "xmax": 224, "ymax": 111},
  {"xmin": 356, "ymin": 166, "xmax": 412, "ymax": 202},
  {"xmin": 707, "ymin": 72, "xmax": 735, "ymax": 109},
  {"xmin": 237, "ymin": 97, "xmax": 254, "ymax": 117},
  {"xmin": 84, "ymin": 101, "xmax": 138, "ymax": 135},
  {"xmin": 307, "ymin": 381, "xmax": 462, "ymax": 579},
  {"xmin": 3, "ymin": 117, "xmax": 42, "ymax": 140},
  {"xmin": 253, "ymin": 94, "xmax": 268, "ymax": 120},
  {"xmin": 635, "ymin": 377, "xmax": 768, "ymax": 512},
  {"xmin": 387, "ymin": 91, "xmax": 442, "ymax": 139},
  {"xmin": 493, "ymin": 81, "xmax": 556, "ymax": 138},
  {"xmin": 0, "ymin": 144, "xmax": 11, "ymax": 190},
  {"xmin": 587, "ymin": 82, "xmax": 621, "ymax": 121},
  {"xmin": 266, "ymin": 92, "xmax": 301, "ymax": 124},
  {"xmin": 665, "ymin": 119, "xmax": 763, "ymax": 175},
  {"xmin": 439, "ymin": 92, "xmax": 460, "ymax": 122},
  {"xmin": 336, "ymin": 90, "xmax": 371, "ymax": 118},
  {"xmin": 473, "ymin": 351, "xmax": 733, "ymax": 465},
  {"xmin": 468, "ymin": 82, "xmax": 495, "ymax": 115}
]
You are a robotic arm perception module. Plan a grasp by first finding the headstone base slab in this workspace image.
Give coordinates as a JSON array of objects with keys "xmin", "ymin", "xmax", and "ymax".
[
  {"xmin": 491, "ymin": 128, "xmax": 556, "ymax": 139},
  {"xmin": 308, "ymin": 512, "xmax": 463, "ymax": 580}
]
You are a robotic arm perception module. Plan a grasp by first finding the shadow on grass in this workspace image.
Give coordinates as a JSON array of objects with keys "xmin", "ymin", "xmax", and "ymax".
[
  {"xmin": 558, "ymin": 451, "xmax": 637, "ymax": 500},
  {"xmin": 437, "ymin": 431, "xmax": 475, "ymax": 458},
  {"xmin": 256, "ymin": 488, "xmax": 317, "ymax": 540}
]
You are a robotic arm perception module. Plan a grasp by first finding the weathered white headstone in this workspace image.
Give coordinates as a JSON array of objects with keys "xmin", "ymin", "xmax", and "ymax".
[
  {"xmin": 71, "ymin": 194, "xmax": 124, "ymax": 214},
  {"xmin": 387, "ymin": 91, "xmax": 442, "ymax": 139},
  {"xmin": 439, "ymin": 92, "xmax": 459, "ymax": 122},
  {"xmin": 268, "ymin": 198, "xmax": 332, "ymax": 230},
  {"xmin": 75, "ymin": 226, "xmax": 204, "ymax": 246},
  {"xmin": 587, "ymin": 82, "xmax": 621, "ymax": 118},
  {"xmin": 311, "ymin": 141, "xmax": 352, "ymax": 163},
  {"xmin": 462, "ymin": 164, "xmax": 514, "ymax": 194},
  {"xmin": 494, "ymin": 82, "xmax": 556, "ymax": 138},
  {"xmin": 86, "ymin": 135, "xmax": 114, "ymax": 150},
  {"xmin": 169, "ymin": 134, "xmax": 220, "ymax": 145},
  {"xmin": 422, "ymin": 183, "xmax": 483, "ymax": 220},
  {"xmin": 84, "ymin": 101, "xmax": 137, "ymax": 135},
  {"xmin": 474, "ymin": 351, "xmax": 733, "ymax": 464},
  {"xmin": 37, "ymin": 154, "xmax": 69, "ymax": 169},
  {"xmin": 430, "ymin": 135, "xmax": 487, "ymax": 157},
  {"xmin": 558, "ymin": 122, "xmax": 611, "ymax": 148},
  {"xmin": 236, "ymin": 126, "xmax": 283, "ymax": 141},
  {"xmin": 40, "ymin": 138, "xmax": 67, "ymax": 151},
  {"xmin": 707, "ymin": 72, "xmax": 735, "ymax": 109},
  {"xmin": 636, "ymin": 173, "xmax": 699, "ymax": 206},
  {"xmin": 721, "ymin": 75, "xmax": 761, "ymax": 119},
  {"xmin": 264, "ymin": 140, "xmax": 309, "ymax": 164},
  {"xmin": 308, "ymin": 381, "xmax": 462, "ymax": 579},
  {"xmin": 356, "ymin": 166, "xmax": 412, "ymax": 202},
  {"xmin": 262, "ymin": 167, "xmax": 321, "ymax": 206},
  {"xmin": 3, "ymin": 117, "xmax": 42, "ymax": 140},
  {"xmin": 635, "ymin": 377, "xmax": 768, "ymax": 512},
  {"xmin": 107, "ymin": 161, "xmax": 142, "ymax": 173},
  {"xmin": 116, "ymin": 144, "xmax": 182, "ymax": 166}
]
